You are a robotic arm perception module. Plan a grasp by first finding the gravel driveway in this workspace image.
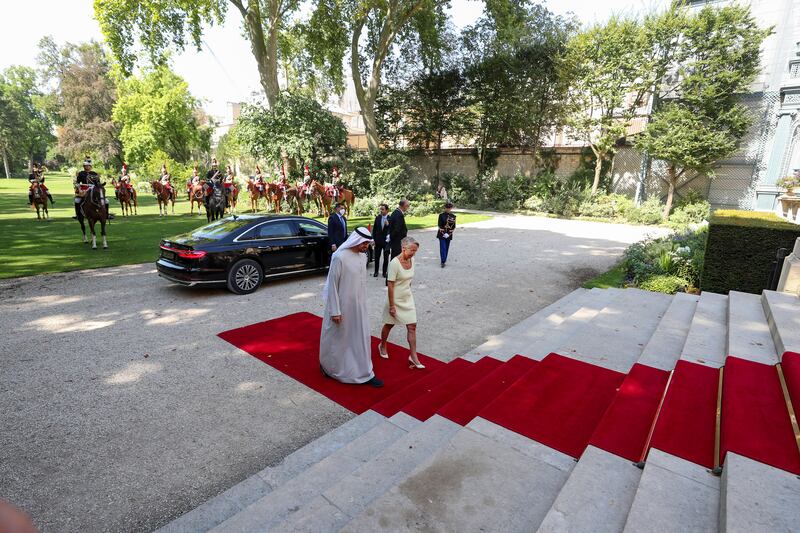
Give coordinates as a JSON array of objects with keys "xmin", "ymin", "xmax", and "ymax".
[{"xmin": 0, "ymin": 213, "xmax": 665, "ymax": 532}]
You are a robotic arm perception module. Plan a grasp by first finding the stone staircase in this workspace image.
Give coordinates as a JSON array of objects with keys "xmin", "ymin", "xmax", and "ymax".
[{"xmin": 157, "ymin": 287, "xmax": 800, "ymax": 533}]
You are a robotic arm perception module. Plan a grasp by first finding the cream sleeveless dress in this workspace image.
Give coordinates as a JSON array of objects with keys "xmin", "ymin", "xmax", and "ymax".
[{"xmin": 382, "ymin": 256, "xmax": 416, "ymax": 325}]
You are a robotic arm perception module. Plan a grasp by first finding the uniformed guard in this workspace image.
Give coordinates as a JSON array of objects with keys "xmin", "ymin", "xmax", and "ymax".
[
  {"xmin": 74, "ymin": 156, "xmax": 113, "ymax": 219},
  {"xmin": 28, "ymin": 163, "xmax": 54, "ymax": 206},
  {"xmin": 204, "ymin": 158, "xmax": 221, "ymax": 208}
]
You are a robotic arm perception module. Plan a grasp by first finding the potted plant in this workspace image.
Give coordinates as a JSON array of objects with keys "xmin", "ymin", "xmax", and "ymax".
[{"xmin": 776, "ymin": 173, "xmax": 800, "ymax": 196}]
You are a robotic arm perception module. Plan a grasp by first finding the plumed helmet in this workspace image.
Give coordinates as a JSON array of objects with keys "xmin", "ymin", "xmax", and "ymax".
[{"xmin": 83, "ymin": 156, "xmax": 92, "ymax": 166}]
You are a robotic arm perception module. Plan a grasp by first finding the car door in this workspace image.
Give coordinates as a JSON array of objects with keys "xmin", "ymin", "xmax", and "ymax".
[
  {"xmin": 296, "ymin": 219, "xmax": 331, "ymax": 269},
  {"xmin": 242, "ymin": 219, "xmax": 306, "ymax": 275}
]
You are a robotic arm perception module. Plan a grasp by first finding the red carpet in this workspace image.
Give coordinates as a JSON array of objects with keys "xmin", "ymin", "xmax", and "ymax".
[
  {"xmin": 401, "ymin": 356, "xmax": 503, "ymax": 421},
  {"xmin": 782, "ymin": 352, "xmax": 800, "ymax": 418},
  {"xmin": 218, "ymin": 312, "xmax": 445, "ymax": 414},
  {"xmin": 589, "ymin": 363, "xmax": 671, "ymax": 462},
  {"xmin": 721, "ymin": 356, "xmax": 800, "ymax": 474},
  {"xmin": 478, "ymin": 353, "xmax": 626, "ymax": 458},
  {"xmin": 650, "ymin": 360, "xmax": 719, "ymax": 469},
  {"xmin": 438, "ymin": 355, "xmax": 538, "ymax": 426},
  {"xmin": 371, "ymin": 358, "xmax": 472, "ymax": 417}
]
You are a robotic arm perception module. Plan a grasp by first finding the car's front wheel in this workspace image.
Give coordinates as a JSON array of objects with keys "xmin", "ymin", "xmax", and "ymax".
[{"xmin": 227, "ymin": 259, "xmax": 263, "ymax": 294}]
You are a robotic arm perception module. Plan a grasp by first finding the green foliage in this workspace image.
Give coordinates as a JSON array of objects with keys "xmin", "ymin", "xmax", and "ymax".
[
  {"xmin": 625, "ymin": 197, "xmax": 664, "ymax": 225},
  {"xmin": 667, "ymin": 197, "xmax": 711, "ymax": 229},
  {"xmin": 578, "ymin": 193, "xmax": 633, "ymax": 219},
  {"xmin": 582, "ymin": 263, "xmax": 627, "ymax": 289},
  {"xmin": 639, "ymin": 275, "xmax": 688, "ymax": 295},
  {"xmin": 0, "ymin": 66, "xmax": 54, "ymax": 175},
  {"xmin": 113, "ymin": 65, "xmax": 210, "ymax": 165},
  {"xmin": 36, "ymin": 37, "xmax": 121, "ymax": 166},
  {"xmin": 236, "ymin": 92, "xmax": 347, "ymax": 170},
  {"xmin": 701, "ymin": 210, "xmax": 800, "ymax": 294}
]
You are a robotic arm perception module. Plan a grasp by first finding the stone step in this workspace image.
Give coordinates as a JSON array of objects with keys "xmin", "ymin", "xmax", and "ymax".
[
  {"xmin": 762, "ymin": 290, "xmax": 800, "ymax": 357},
  {"xmin": 681, "ymin": 291, "xmax": 729, "ymax": 368},
  {"xmin": 720, "ymin": 451, "xmax": 800, "ymax": 533},
  {"xmin": 340, "ymin": 423, "xmax": 573, "ymax": 532},
  {"xmin": 209, "ymin": 415, "xmax": 412, "ymax": 532},
  {"xmin": 556, "ymin": 288, "xmax": 674, "ymax": 373},
  {"xmin": 637, "ymin": 292, "xmax": 699, "ymax": 371},
  {"xmin": 462, "ymin": 288, "xmax": 590, "ymax": 362},
  {"xmin": 155, "ymin": 410, "xmax": 385, "ymax": 533},
  {"xmin": 520, "ymin": 288, "xmax": 625, "ymax": 361},
  {"xmin": 269, "ymin": 415, "xmax": 462, "ymax": 532},
  {"xmin": 727, "ymin": 291, "xmax": 778, "ymax": 365},
  {"xmin": 537, "ymin": 445, "xmax": 642, "ymax": 533},
  {"xmin": 623, "ymin": 448, "xmax": 719, "ymax": 533}
]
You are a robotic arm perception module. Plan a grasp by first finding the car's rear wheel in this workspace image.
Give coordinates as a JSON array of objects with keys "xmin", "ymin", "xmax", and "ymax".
[{"xmin": 227, "ymin": 259, "xmax": 263, "ymax": 294}]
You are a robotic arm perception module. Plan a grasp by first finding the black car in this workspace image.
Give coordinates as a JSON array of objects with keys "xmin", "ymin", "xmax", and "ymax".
[{"xmin": 156, "ymin": 215, "xmax": 331, "ymax": 294}]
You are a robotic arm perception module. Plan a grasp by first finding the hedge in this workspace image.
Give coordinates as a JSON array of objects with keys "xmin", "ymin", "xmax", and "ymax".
[{"xmin": 701, "ymin": 210, "xmax": 800, "ymax": 294}]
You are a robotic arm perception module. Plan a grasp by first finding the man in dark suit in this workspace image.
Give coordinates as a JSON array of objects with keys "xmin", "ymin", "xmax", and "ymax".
[
  {"xmin": 372, "ymin": 203, "xmax": 391, "ymax": 277},
  {"xmin": 388, "ymin": 199, "xmax": 410, "ymax": 259},
  {"xmin": 327, "ymin": 202, "xmax": 348, "ymax": 251}
]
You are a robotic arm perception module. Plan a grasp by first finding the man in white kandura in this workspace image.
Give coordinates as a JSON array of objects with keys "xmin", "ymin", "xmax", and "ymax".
[{"xmin": 320, "ymin": 227, "xmax": 384, "ymax": 388}]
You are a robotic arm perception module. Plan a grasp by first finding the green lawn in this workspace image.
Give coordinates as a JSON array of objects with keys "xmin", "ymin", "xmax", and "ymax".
[
  {"xmin": 0, "ymin": 174, "xmax": 489, "ymax": 279},
  {"xmin": 582, "ymin": 262, "xmax": 627, "ymax": 289}
]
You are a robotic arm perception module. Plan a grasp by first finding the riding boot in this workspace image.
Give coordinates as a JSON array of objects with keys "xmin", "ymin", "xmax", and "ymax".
[
  {"xmin": 74, "ymin": 204, "xmax": 81, "ymax": 219},
  {"xmin": 28, "ymin": 192, "xmax": 33, "ymax": 205},
  {"xmin": 48, "ymin": 193, "xmax": 55, "ymax": 204}
]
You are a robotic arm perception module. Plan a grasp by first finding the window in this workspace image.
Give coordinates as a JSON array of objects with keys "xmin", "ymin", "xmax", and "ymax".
[
  {"xmin": 298, "ymin": 221, "xmax": 327, "ymax": 236},
  {"xmin": 192, "ymin": 218, "xmax": 253, "ymax": 239},
  {"xmin": 254, "ymin": 221, "xmax": 296, "ymax": 239}
]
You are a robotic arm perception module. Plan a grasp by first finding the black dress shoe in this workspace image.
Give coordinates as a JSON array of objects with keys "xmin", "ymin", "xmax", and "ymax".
[
  {"xmin": 366, "ymin": 376, "xmax": 384, "ymax": 388},
  {"xmin": 441, "ymin": 262, "xmax": 445, "ymax": 268},
  {"xmin": 373, "ymin": 272, "xmax": 379, "ymax": 277}
]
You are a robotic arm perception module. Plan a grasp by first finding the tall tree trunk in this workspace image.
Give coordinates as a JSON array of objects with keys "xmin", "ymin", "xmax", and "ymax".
[
  {"xmin": 2, "ymin": 147, "xmax": 10, "ymax": 179},
  {"xmin": 234, "ymin": 0, "xmax": 281, "ymax": 108},
  {"xmin": 591, "ymin": 149, "xmax": 604, "ymax": 195},
  {"xmin": 663, "ymin": 165, "xmax": 676, "ymax": 220}
]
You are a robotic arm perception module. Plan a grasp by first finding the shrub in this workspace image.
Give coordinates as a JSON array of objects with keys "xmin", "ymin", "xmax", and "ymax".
[
  {"xmin": 701, "ymin": 210, "xmax": 800, "ymax": 294},
  {"xmin": 668, "ymin": 192, "xmax": 711, "ymax": 229},
  {"xmin": 625, "ymin": 197, "xmax": 664, "ymax": 225},
  {"xmin": 407, "ymin": 195, "xmax": 446, "ymax": 217},
  {"xmin": 639, "ymin": 275, "xmax": 688, "ymax": 294},
  {"xmin": 579, "ymin": 193, "xmax": 634, "ymax": 219},
  {"xmin": 350, "ymin": 196, "xmax": 387, "ymax": 217}
]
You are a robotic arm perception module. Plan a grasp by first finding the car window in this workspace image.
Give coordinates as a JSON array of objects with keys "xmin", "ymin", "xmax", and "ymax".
[
  {"xmin": 253, "ymin": 221, "xmax": 297, "ymax": 239},
  {"xmin": 191, "ymin": 218, "xmax": 253, "ymax": 239},
  {"xmin": 298, "ymin": 221, "xmax": 327, "ymax": 236}
]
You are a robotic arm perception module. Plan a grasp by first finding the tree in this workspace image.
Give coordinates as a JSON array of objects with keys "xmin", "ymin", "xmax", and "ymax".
[
  {"xmin": 94, "ymin": 0, "xmax": 345, "ymax": 108},
  {"xmin": 636, "ymin": 4, "xmax": 770, "ymax": 218},
  {"xmin": 235, "ymin": 92, "xmax": 347, "ymax": 172},
  {"xmin": 0, "ymin": 67, "xmax": 54, "ymax": 177},
  {"xmin": 461, "ymin": 1, "xmax": 576, "ymax": 173},
  {"xmin": 37, "ymin": 37, "xmax": 121, "ymax": 167},
  {"xmin": 112, "ymin": 65, "xmax": 211, "ymax": 166},
  {"xmin": 347, "ymin": 0, "xmax": 450, "ymax": 154},
  {"xmin": 565, "ymin": 6, "xmax": 685, "ymax": 195}
]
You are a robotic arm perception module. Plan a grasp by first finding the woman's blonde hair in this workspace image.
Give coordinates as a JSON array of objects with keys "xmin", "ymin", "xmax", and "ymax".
[{"xmin": 401, "ymin": 236, "xmax": 419, "ymax": 249}]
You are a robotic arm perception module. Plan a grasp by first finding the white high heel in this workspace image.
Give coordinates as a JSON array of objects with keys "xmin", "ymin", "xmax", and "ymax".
[
  {"xmin": 378, "ymin": 343, "xmax": 389, "ymax": 359},
  {"xmin": 408, "ymin": 356, "xmax": 425, "ymax": 369}
]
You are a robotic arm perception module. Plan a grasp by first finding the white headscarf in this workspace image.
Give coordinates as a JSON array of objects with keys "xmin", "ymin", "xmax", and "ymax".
[{"xmin": 322, "ymin": 227, "xmax": 373, "ymax": 301}]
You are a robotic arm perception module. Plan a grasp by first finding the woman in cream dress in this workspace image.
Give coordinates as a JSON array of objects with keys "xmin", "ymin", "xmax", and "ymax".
[{"xmin": 377, "ymin": 236, "xmax": 425, "ymax": 369}]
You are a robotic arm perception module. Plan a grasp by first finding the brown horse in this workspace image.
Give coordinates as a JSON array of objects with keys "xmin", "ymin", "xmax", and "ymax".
[
  {"xmin": 188, "ymin": 181, "xmax": 205, "ymax": 215},
  {"xmin": 77, "ymin": 183, "xmax": 108, "ymax": 249},
  {"xmin": 225, "ymin": 184, "xmax": 239, "ymax": 214},
  {"xmin": 339, "ymin": 187, "xmax": 356, "ymax": 217},
  {"xmin": 113, "ymin": 179, "xmax": 137, "ymax": 216},
  {"xmin": 150, "ymin": 181, "xmax": 175, "ymax": 216},
  {"xmin": 284, "ymin": 186, "xmax": 304, "ymax": 215},
  {"xmin": 30, "ymin": 182, "xmax": 50, "ymax": 220},
  {"xmin": 267, "ymin": 183, "xmax": 285, "ymax": 213},
  {"xmin": 310, "ymin": 180, "xmax": 334, "ymax": 217},
  {"xmin": 247, "ymin": 180, "xmax": 269, "ymax": 212}
]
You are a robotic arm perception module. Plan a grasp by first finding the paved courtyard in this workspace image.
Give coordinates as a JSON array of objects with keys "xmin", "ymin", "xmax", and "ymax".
[{"xmin": 0, "ymin": 214, "xmax": 665, "ymax": 532}]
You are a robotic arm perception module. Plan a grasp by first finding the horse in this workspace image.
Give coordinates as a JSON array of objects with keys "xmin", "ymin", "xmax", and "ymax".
[
  {"xmin": 310, "ymin": 180, "xmax": 335, "ymax": 217},
  {"xmin": 206, "ymin": 184, "xmax": 226, "ymax": 222},
  {"xmin": 113, "ymin": 179, "xmax": 137, "ymax": 216},
  {"xmin": 77, "ymin": 183, "xmax": 108, "ymax": 249},
  {"xmin": 339, "ymin": 187, "xmax": 356, "ymax": 217},
  {"xmin": 267, "ymin": 183, "xmax": 285, "ymax": 213},
  {"xmin": 284, "ymin": 186, "xmax": 304, "ymax": 215},
  {"xmin": 188, "ymin": 181, "xmax": 205, "ymax": 215},
  {"xmin": 30, "ymin": 182, "xmax": 50, "ymax": 220},
  {"xmin": 247, "ymin": 180, "xmax": 269, "ymax": 212},
  {"xmin": 225, "ymin": 184, "xmax": 239, "ymax": 214},
  {"xmin": 150, "ymin": 181, "xmax": 175, "ymax": 216}
]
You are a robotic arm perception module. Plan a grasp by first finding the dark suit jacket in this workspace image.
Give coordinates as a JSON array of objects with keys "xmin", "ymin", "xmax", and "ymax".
[
  {"xmin": 327, "ymin": 212, "xmax": 348, "ymax": 248},
  {"xmin": 388, "ymin": 208, "xmax": 407, "ymax": 256},
  {"xmin": 372, "ymin": 214, "xmax": 390, "ymax": 248}
]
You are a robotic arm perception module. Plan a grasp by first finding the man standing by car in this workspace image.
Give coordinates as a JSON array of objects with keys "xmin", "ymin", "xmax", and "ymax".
[
  {"xmin": 372, "ymin": 203, "xmax": 391, "ymax": 277},
  {"xmin": 388, "ymin": 199, "xmax": 409, "ymax": 259},
  {"xmin": 327, "ymin": 202, "xmax": 348, "ymax": 251}
]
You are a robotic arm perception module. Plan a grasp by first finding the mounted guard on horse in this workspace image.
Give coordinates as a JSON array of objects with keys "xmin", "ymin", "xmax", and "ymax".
[
  {"xmin": 115, "ymin": 163, "xmax": 137, "ymax": 202},
  {"xmin": 74, "ymin": 157, "xmax": 113, "ymax": 220},
  {"xmin": 28, "ymin": 163, "xmax": 54, "ymax": 207}
]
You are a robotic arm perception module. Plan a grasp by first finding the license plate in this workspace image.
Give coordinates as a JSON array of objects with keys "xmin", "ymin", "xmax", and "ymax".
[{"xmin": 162, "ymin": 251, "xmax": 176, "ymax": 261}]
